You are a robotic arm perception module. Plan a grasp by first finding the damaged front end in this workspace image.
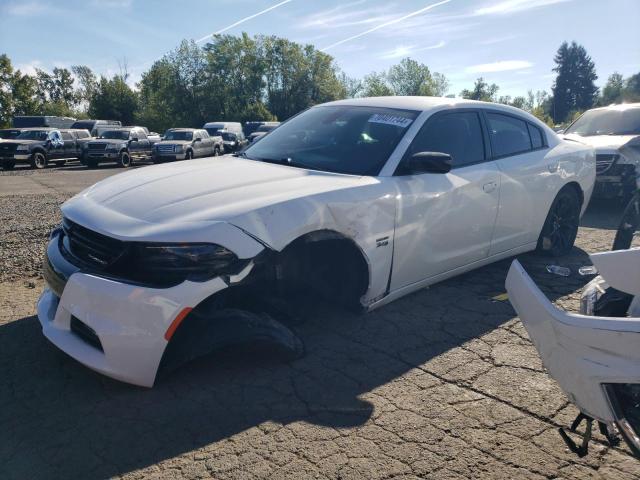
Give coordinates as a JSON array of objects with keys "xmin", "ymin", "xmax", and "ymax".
[{"xmin": 506, "ymin": 251, "xmax": 640, "ymax": 459}]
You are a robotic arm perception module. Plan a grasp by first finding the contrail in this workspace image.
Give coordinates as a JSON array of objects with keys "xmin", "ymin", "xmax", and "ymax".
[
  {"xmin": 196, "ymin": 0, "xmax": 293, "ymax": 43},
  {"xmin": 320, "ymin": 0, "xmax": 452, "ymax": 52}
]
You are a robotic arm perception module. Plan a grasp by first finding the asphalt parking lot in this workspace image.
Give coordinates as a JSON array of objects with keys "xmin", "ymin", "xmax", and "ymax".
[{"xmin": 0, "ymin": 162, "xmax": 638, "ymax": 479}]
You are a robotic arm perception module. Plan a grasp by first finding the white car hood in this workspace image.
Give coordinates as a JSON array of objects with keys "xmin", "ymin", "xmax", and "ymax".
[
  {"xmin": 62, "ymin": 156, "xmax": 375, "ymax": 240},
  {"xmin": 562, "ymin": 133, "xmax": 638, "ymax": 150}
]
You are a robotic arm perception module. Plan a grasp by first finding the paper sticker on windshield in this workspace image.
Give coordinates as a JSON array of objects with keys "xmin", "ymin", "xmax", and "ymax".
[{"xmin": 368, "ymin": 114, "xmax": 413, "ymax": 128}]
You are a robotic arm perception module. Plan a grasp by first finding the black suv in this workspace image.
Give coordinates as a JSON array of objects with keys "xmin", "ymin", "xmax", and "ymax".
[
  {"xmin": 82, "ymin": 126, "xmax": 156, "ymax": 168},
  {"xmin": 0, "ymin": 128, "xmax": 88, "ymax": 170}
]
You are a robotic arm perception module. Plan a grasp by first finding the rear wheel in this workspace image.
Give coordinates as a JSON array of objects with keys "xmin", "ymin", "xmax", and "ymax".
[
  {"xmin": 185, "ymin": 150, "xmax": 193, "ymax": 160},
  {"xmin": 31, "ymin": 152, "xmax": 47, "ymax": 169},
  {"xmin": 536, "ymin": 187, "xmax": 581, "ymax": 257},
  {"xmin": 213, "ymin": 147, "xmax": 220, "ymax": 157},
  {"xmin": 118, "ymin": 151, "xmax": 131, "ymax": 168},
  {"xmin": 2, "ymin": 160, "xmax": 15, "ymax": 170}
]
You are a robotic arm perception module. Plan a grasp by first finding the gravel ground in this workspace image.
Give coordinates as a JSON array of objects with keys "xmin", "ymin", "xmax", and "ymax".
[{"xmin": 0, "ymin": 166, "xmax": 638, "ymax": 479}]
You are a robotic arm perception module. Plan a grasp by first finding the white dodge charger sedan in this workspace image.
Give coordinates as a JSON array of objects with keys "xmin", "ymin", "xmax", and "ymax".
[{"xmin": 39, "ymin": 97, "xmax": 595, "ymax": 386}]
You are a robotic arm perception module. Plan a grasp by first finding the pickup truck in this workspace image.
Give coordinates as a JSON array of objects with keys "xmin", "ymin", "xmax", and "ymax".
[
  {"xmin": 81, "ymin": 126, "xmax": 157, "ymax": 168},
  {"xmin": 152, "ymin": 128, "xmax": 222, "ymax": 163},
  {"xmin": 0, "ymin": 128, "xmax": 88, "ymax": 169}
]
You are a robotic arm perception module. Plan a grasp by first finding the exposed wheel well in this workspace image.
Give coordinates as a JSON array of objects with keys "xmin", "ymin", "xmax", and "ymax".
[
  {"xmin": 562, "ymin": 181, "xmax": 584, "ymax": 208},
  {"xmin": 274, "ymin": 230, "xmax": 370, "ymax": 310}
]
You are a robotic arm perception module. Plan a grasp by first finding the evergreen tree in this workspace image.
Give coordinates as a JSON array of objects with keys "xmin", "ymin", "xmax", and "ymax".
[{"xmin": 551, "ymin": 41, "xmax": 598, "ymax": 122}]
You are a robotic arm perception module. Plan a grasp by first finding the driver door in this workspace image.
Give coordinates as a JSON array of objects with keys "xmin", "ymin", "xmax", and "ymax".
[{"xmin": 390, "ymin": 110, "xmax": 501, "ymax": 290}]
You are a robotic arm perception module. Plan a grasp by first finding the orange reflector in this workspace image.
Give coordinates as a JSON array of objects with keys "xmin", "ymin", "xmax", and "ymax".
[{"xmin": 164, "ymin": 307, "xmax": 193, "ymax": 341}]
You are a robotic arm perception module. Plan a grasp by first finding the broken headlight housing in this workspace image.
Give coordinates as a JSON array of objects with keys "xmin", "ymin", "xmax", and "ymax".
[{"xmin": 126, "ymin": 243, "xmax": 241, "ymax": 284}]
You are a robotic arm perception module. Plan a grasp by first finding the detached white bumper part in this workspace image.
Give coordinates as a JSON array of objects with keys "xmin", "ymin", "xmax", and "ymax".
[
  {"xmin": 505, "ymin": 259, "xmax": 640, "ymax": 423},
  {"xmin": 38, "ymin": 272, "xmax": 228, "ymax": 387}
]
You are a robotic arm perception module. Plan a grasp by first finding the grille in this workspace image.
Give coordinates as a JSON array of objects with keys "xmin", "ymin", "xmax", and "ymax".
[
  {"xmin": 62, "ymin": 218, "xmax": 127, "ymax": 269},
  {"xmin": 157, "ymin": 144, "xmax": 175, "ymax": 154},
  {"xmin": 0, "ymin": 143, "xmax": 18, "ymax": 153},
  {"xmin": 70, "ymin": 316, "xmax": 103, "ymax": 351},
  {"xmin": 596, "ymin": 154, "xmax": 618, "ymax": 175},
  {"xmin": 88, "ymin": 143, "xmax": 107, "ymax": 151}
]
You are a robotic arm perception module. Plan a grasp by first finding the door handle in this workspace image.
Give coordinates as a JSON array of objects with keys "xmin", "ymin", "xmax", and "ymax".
[{"xmin": 483, "ymin": 181, "xmax": 498, "ymax": 193}]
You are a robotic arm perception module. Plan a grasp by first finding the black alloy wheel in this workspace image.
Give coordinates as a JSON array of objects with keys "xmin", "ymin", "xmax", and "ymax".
[{"xmin": 536, "ymin": 188, "xmax": 581, "ymax": 257}]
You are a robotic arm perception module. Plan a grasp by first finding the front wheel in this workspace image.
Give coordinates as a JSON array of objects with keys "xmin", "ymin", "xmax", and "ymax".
[
  {"xmin": 31, "ymin": 152, "xmax": 47, "ymax": 169},
  {"xmin": 536, "ymin": 187, "xmax": 581, "ymax": 257},
  {"xmin": 185, "ymin": 150, "xmax": 193, "ymax": 161},
  {"xmin": 213, "ymin": 147, "xmax": 220, "ymax": 157},
  {"xmin": 118, "ymin": 151, "xmax": 131, "ymax": 168}
]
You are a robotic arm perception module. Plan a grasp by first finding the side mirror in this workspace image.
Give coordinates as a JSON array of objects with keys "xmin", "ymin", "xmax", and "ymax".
[{"xmin": 401, "ymin": 152, "xmax": 452, "ymax": 175}]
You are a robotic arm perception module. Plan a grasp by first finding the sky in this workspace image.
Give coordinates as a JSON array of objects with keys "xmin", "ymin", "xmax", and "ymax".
[{"xmin": 0, "ymin": 0, "xmax": 638, "ymax": 98}]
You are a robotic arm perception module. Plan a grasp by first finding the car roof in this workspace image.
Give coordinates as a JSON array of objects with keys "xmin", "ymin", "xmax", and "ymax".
[
  {"xmin": 167, "ymin": 128, "xmax": 196, "ymax": 131},
  {"xmin": 585, "ymin": 102, "xmax": 640, "ymax": 112}
]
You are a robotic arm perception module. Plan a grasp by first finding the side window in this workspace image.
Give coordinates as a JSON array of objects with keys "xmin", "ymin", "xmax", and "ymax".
[
  {"xmin": 61, "ymin": 132, "xmax": 72, "ymax": 141},
  {"xmin": 407, "ymin": 111, "xmax": 485, "ymax": 168},
  {"xmin": 201, "ymin": 130, "xmax": 209, "ymax": 138},
  {"xmin": 528, "ymin": 123, "xmax": 544, "ymax": 149},
  {"xmin": 136, "ymin": 129, "xmax": 147, "ymax": 140},
  {"xmin": 486, "ymin": 112, "xmax": 532, "ymax": 157}
]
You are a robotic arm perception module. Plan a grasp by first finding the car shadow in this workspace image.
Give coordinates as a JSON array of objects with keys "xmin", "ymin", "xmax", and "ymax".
[{"xmin": 0, "ymin": 247, "xmax": 592, "ymax": 479}]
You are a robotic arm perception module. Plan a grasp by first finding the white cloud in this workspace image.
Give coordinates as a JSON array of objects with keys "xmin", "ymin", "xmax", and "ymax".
[
  {"xmin": 465, "ymin": 60, "xmax": 533, "ymax": 73},
  {"xmin": 299, "ymin": 1, "xmax": 395, "ymax": 30},
  {"xmin": 475, "ymin": 0, "xmax": 571, "ymax": 16},
  {"xmin": 378, "ymin": 41, "xmax": 446, "ymax": 59},
  {"xmin": 320, "ymin": 0, "xmax": 452, "ymax": 51},
  {"xmin": 3, "ymin": 1, "xmax": 49, "ymax": 16}
]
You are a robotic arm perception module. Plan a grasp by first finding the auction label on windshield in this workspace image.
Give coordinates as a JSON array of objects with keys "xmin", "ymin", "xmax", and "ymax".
[{"xmin": 368, "ymin": 114, "xmax": 413, "ymax": 128}]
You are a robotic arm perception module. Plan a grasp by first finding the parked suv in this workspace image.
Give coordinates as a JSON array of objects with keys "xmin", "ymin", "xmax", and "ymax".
[
  {"xmin": 203, "ymin": 121, "xmax": 243, "ymax": 137},
  {"xmin": 0, "ymin": 127, "xmax": 87, "ymax": 169},
  {"xmin": 563, "ymin": 103, "xmax": 640, "ymax": 200},
  {"xmin": 12, "ymin": 115, "xmax": 76, "ymax": 129},
  {"xmin": 82, "ymin": 126, "xmax": 155, "ymax": 168},
  {"xmin": 152, "ymin": 128, "xmax": 222, "ymax": 163},
  {"xmin": 70, "ymin": 119, "xmax": 121, "ymax": 137},
  {"xmin": 221, "ymin": 130, "xmax": 248, "ymax": 153},
  {"xmin": 248, "ymin": 122, "xmax": 280, "ymax": 143}
]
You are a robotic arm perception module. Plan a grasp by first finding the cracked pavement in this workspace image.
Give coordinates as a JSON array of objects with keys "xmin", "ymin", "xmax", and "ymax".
[{"xmin": 0, "ymin": 164, "xmax": 639, "ymax": 479}]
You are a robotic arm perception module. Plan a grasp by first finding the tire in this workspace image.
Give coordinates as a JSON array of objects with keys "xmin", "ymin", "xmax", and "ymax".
[
  {"xmin": 213, "ymin": 147, "xmax": 220, "ymax": 157},
  {"xmin": 2, "ymin": 160, "xmax": 15, "ymax": 170},
  {"xmin": 86, "ymin": 158, "xmax": 98, "ymax": 169},
  {"xmin": 30, "ymin": 152, "xmax": 47, "ymax": 169},
  {"xmin": 185, "ymin": 150, "xmax": 193, "ymax": 161},
  {"xmin": 536, "ymin": 186, "xmax": 581, "ymax": 257},
  {"xmin": 118, "ymin": 151, "xmax": 131, "ymax": 168},
  {"xmin": 613, "ymin": 191, "xmax": 640, "ymax": 251},
  {"xmin": 55, "ymin": 160, "xmax": 65, "ymax": 167}
]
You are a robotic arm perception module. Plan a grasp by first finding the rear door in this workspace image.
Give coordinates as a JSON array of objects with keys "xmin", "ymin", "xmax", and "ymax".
[
  {"xmin": 484, "ymin": 111, "xmax": 554, "ymax": 254},
  {"xmin": 390, "ymin": 110, "xmax": 501, "ymax": 290}
]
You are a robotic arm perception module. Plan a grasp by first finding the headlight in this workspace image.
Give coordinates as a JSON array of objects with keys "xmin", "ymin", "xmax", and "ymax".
[
  {"xmin": 16, "ymin": 145, "xmax": 28, "ymax": 151},
  {"xmin": 126, "ymin": 243, "xmax": 240, "ymax": 284},
  {"xmin": 174, "ymin": 144, "xmax": 184, "ymax": 152}
]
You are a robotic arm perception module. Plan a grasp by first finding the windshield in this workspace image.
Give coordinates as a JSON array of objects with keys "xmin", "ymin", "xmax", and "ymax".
[
  {"xmin": 0, "ymin": 130, "xmax": 19, "ymax": 139},
  {"xmin": 164, "ymin": 131, "xmax": 193, "ymax": 141},
  {"xmin": 256, "ymin": 125, "xmax": 277, "ymax": 133},
  {"xmin": 16, "ymin": 130, "xmax": 48, "ymax": 140},
  {"xmin": 205, "ymin": 127, "xmax": 223, "ymax": 136},
  {"xmin": 243, "ymin": 106, "xmax": 418, "ymax": 175},
  {"xmin": 221, "ymin": 132, "xmax": 236, "ymax": 141},
  {"xmin": 99, "ymin": 130, "xmax": 130, "ymax": 140},
  {"xmin": 71, "ymin": 121, "xmax": 94, "ymax": 130},
  {"xmin": 566, "ymin": 108, "xmax": 640, "ymax": 136}
]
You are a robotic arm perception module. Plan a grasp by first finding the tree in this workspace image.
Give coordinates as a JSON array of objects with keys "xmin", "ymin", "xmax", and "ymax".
[
  {"xmin": 387, "ymin": 58, "xmax": 436, "ymax": 96},
  {"xmin": 624, "ymin": 72, "xmax": 640, "ymax": 102},
  {"xmin": 0, "ymin": 54, "xmax": 14, "ymax": 127},
  {"xmin": 88, "ymin": 75, "xmax": 138, "ymax": 125},
  {"xmin": 551, "ymin": 41, "xmax": 598, "ymax": 123},
  {"xmin": 460, "ymin": 77, "xmax": 499, "ymax": 102},
  {"xmin": 72, "ymin": 65, "xmax": 98, "ymax": 107},
  {"xmin": 339, "ymin": 72, "xmax": 362, "ymax": 98},
  {"xmin": 361, "ymin": 72, "xmax": 393, "ymax": 97}
]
